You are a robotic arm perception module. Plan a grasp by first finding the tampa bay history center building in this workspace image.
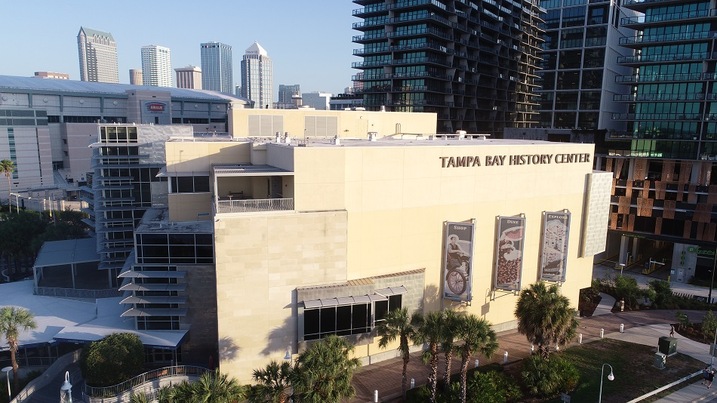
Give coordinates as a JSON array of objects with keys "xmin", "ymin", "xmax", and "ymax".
[{"xmin": 157, "ymin": 107, "xmax": 611, "ymax": 382}]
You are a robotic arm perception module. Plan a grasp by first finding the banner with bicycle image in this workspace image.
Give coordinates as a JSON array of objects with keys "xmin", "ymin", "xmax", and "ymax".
[
  {"xmin": 539, "ymin": 211, "xmax": 571, "ymax": 282},
  {"xmin": 494, "ymin": 216, "xmax": 525, "ymax": 292},
  {"xmin": 443, "ymin": 222, "xmax": 475, "ymax": 302}
]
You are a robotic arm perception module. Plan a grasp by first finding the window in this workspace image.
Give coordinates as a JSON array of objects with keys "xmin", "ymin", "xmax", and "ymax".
[
  {"xmin": 303, "ymin": 303, "xmax": 372, "ymax": 341},
  {"xmin": 170, "ymin": 176, "xmax": 210, "ymax": 193},
  {"xmin": 375, "ymin": 295, "xmax": 403, "ymax": 323}
]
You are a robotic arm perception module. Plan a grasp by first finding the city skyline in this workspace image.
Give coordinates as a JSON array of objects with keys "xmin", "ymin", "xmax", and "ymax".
[{"xmin": 2, "ymin": 1, "xmax": 358, "ymax": 97}]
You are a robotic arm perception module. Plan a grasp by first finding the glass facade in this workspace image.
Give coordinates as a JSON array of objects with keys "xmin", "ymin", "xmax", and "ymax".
[
  {"xmin": 351, "ymin": 0, "xmax": 544, "ymax": 136},
  {"xmin": 614, "ymin": 0, "xmax": 717, "ymax": 159},
  {"xmin": 537, "ymin": 0, "xmax": 632, "ymax": 131}
]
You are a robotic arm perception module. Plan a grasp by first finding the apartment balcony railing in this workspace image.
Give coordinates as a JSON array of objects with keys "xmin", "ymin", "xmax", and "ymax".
[
  {"xmin": 217, "ymin": 198, "xmax": 294, "ymax": 214},
  {"xmin": 615, "ymin": 72, "xmax": 704, "ymax": 83},
  {"xmin": 613, "ymin": 93, "xmax": 706, "ymax": 102},
  {"xmin": 611, "ymin": 112, "xmax": 704, "ymax": 120},
  {"xmin": 621, "ymin": 9, "xmax": 714, "ymax": 26},
  {"xmin": 618, "ymin": 51, "xmax": 715, "ymax": 64},
  {"xmin": 620, "ymin": 31, "xmax": 714, "ymax": 46}
]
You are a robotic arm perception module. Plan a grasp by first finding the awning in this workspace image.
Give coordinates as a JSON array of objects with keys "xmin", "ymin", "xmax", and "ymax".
[
  {"xmin": 303, "ymin": 294, "xmax": 387, "ymax": 309},
  {"xmin": 374, "ymin": 286, "xmax": 408, "ymax": 297},
  {"xmin": 121, "ymin": 308, "xmax": 188, "ymax": 317}
]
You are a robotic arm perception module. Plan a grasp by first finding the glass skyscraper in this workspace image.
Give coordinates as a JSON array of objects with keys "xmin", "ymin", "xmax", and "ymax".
[
  {"xmin": 77, "ymin": 27, "xmax": 119, "ymax": 83},
  {"xmin": 200, "ymin": 42, "xmax": 233, "ymax": 94},
  {"xmin": 351, "ymin": 0, "xmax": 544, "ymax": 135},
  {"xmin": 141, "ymin": 45, "xmax": 173, "ymax": 88},
  {"xmin": 240, "ymin": 42, "xmax": 273, "ymax": 109}
]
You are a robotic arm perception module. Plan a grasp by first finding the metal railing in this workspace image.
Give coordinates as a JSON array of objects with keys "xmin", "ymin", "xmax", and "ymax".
[
  {"xmin": 84, "ymin": 365, "xmax": 210, "ymax": 400},
  {"xmin": 216, "ymin": 197, "xmax": 294, "ymax": 214},
  {"xmin": 34, "ymin": 287, "xmax": 121, "ymax": 299}
]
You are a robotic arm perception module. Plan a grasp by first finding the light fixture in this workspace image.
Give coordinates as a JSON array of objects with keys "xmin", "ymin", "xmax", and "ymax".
[{"xmin": 598, "ymin": 363, "xmax": 615, "ymax": 403}]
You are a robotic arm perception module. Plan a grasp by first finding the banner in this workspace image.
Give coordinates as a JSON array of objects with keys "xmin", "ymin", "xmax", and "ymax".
[
  {"xmin": 494, "ymin": 216, "xmax": 525, "ymax": 291},
  {"xmin": 539, "ymin": 211, "xmax": 571, "ymax": 282},
  {"xmin": 443, "ymin": 222, "xmax": 474, "ymax": 302}
]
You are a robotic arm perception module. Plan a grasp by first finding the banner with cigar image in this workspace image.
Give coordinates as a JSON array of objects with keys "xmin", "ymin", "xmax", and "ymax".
[
  {"xmin": 539, "ymin": 211, "xmax": 570, "ymax": 282},
  {"xmin": 494, "ymin": 216, "xmax": 525, "ymax": 292}
]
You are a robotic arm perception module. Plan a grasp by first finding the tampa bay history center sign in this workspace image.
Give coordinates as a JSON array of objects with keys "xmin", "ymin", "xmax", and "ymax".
[{"xmin": 439, "ymin": 153, "xmax": 591, "ymax": 168}]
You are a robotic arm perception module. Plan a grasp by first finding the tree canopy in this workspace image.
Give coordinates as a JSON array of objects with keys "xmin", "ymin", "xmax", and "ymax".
[{"xmin": 80, "ymin": 332, "xmax": 145, "ymax": 386}]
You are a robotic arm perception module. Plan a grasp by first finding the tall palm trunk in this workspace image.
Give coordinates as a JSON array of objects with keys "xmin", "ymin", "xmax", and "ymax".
[
  {"xmin": 401, "ymin": 354, "xmax": 409, "ymax": 400},
  {"xmin": 10, "ymin": 341, "xmax": 18, "ymax": 392},
  {"xmin": 459, "ymin": 356, "xmax": 470, "ymax": 403},
  {"xmin": 428, "ymin": 344, "xmax": 439, "ymax": 403},
  {"xmin": 443, "ymin": 349, "xmax": 453, "ymax": 389}
]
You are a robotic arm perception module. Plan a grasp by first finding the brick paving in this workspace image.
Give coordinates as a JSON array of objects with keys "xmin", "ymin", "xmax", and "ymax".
[{"xmin": 350, "ymin": 308, "xmax": 707, "ymax": 403}]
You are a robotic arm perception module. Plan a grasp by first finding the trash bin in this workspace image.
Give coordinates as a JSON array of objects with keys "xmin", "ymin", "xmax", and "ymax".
[
  {"xmin": 658, "ymin": 336, "xmax": 677, "ymax": 356},
  {"xmin": 653, "ymin": 352, "xmax": 666, "ymax": 369}
]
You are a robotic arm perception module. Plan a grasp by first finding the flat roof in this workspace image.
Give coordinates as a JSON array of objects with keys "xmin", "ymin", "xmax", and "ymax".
[
  {"xmin": 0, "ymin": 74, "xmax": 248, "ymax": 103},
  {"xmin": 0, "ymin": 281, "xmax": 187, "ymax": 349},
  {"xmin": 34, "ymin": 238, "xmax": 98, "ymax": 268}
]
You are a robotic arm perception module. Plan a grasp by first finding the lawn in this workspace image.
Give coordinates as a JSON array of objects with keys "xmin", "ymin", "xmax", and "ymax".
[{"xmin": 543, "ymin": 338, "xmax": 703, "ymax": 403}]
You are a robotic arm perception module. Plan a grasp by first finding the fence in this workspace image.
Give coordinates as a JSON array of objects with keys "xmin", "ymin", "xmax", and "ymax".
[
  {"xmin": 84, "ymin": 365, "xmax": 210, "ymax": 403},
  {"xmin": 11, "ymin": 349, "xmax": 82, "ymax": 403}
]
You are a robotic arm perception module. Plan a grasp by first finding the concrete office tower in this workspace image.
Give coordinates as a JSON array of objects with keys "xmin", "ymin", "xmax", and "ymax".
[
  {"xmin": 141, "ymin": 45, "xmax": 173, "ymax": 87},
  {"xmin": 175, "ymin": 66, "xmax": 202, "ymax": 89},
  {"xmin": 536, "ymin": 0, "xmax": 636, "ymax": 133},
  {"xmin": 593, "ymin": 0, "xmax": 717, "ymax": 281},
  {"xmin": 77, "ymin": 27, "xmax": 119, "ymax": 83},
  {"xmin": 351, "ymin": 0, "xmax": 544, "ymax": 136},
  {"xmin": 240, "ymin": 42, "xmax": 273, "ymax": 109},
  {"xmin": 129, "ymin": 68, "xmax": 143, "ymax": 85},
  {"xmin": 302, "ymin": 92, "xmax": 332, "ymax": 110},
  {"xmin": 200, "ymin": 42, "xmax": 233, "ymax": 93}
]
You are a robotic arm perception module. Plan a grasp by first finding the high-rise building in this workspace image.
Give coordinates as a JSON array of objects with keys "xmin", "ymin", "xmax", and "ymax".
[
  {"xmin": 536, "ymin": 0, "xmax": 635, "ymax": 133},
  {"xmin": 77, "ymin": 27, "xmax": 119, "ymax": 83},
  {"xmin": 240, "ymin": 42, "xmax": 273, "ymax": 109},
  {"xmin": 351, "ymin": 0, "xmax": 544, "ymax": 135},
  {"xmin": 595, "ymin": 0, "xmax": 717, "ymax": 283},
  {"xmin": 302, "ymin": 92, "xmax": 332, "ymax": 110},
  {"xmin": 141, "ymin": 45, "xmax": 173, "ymax": 87},
  {"xmin": 278, "ymin": 84, "xmax": 300, "ymax": 104},
  {"xmin": 175, "ymin": 66, "xmax": 202, "ymax": 89},
  {"xmin": 200, "ymin": 42, "xmax": 233, "ymax": 94},
  {"xmin": 129, "ymin": 68, "xmax": 143, "ymax": 85}
]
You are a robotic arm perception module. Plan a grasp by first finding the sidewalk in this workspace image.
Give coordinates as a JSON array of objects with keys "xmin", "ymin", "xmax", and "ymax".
[{"xmin": 350, "ymin": 293, "xmax": 716, "ymax": 403}]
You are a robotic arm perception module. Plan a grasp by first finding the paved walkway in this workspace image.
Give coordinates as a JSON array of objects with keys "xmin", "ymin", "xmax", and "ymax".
[{"xmin": 350, "ymin": 292, "xmax": 717, "ymax": 403}]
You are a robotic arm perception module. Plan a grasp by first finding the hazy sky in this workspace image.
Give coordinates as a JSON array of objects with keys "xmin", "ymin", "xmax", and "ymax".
[{"xmin": 1, "ymin": 0, "xmax": 360, "ymax": 96}]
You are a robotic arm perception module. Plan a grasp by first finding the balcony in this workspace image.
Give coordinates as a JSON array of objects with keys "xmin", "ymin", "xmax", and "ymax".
[
  {"xmin": 620, "ymin": 9, "xmax": 714, "ymax": 27},
  {"xmin": 217, "ymin": 198, "xmax": 294, "ymax": 214},
  {"xmin": 619, "ymin": 31, "xmax": 714, "ymax": 47}
]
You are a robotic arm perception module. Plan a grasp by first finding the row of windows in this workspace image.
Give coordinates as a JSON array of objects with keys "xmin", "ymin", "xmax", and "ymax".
[
  {"xmin": 136, "ymin": 316, "xmax": 181, "ymax": 331},
  {"xmin": 170, "ymin": 176, "xmax": 210, "ymax": 193},
  {"xmin": 639, "ymin": 63, "xmax": 701, "ymax": 77},
  {"xmin": 101, "ymin": 127, "xmax": 138, "ymax": 143},
  {"xmin": 303, "ymin": 295, "xmax": 402, "ymax": 341}
]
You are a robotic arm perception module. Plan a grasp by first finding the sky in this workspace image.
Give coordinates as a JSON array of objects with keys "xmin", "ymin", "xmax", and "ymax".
[{"xmin": 1, "ymin": 0, "xmax": 360, "ymax": 97}]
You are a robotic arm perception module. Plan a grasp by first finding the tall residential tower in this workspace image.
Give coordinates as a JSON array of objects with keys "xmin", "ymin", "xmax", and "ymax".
[
  {"xmin": 351, "ymin": 0, "xmax": 544, "ymax": 135},
  {"xmin": 77, "ymin": 27, "xmax": 119, "ymax": 83},
  {"xmin": 200, "ymin": 42, "xmax": 233, "ymax": 94},
  {"xmin": 141, "ymin": 45, "xmax": 173, "ymax": 87},
  {"xmin": 240, "ymin": 42, "xmax": 273, "ymax": 109}
]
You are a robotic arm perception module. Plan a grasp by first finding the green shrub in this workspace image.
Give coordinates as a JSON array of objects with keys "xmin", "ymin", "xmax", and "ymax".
[
  {"xmin": 648, "ymin": 280, "xmax": 674, "ymax": 309},
  {"xmin": 676, "ymin": 312, "xmax": 690, "ymax": 330},
  {"xmin": 522, "ymin": 355, "xmax": 580, "ymax": 398},
  {"xmin": 703, "ymin": 310, "xmax": 717, "ymax": 341},
  {"xmin": 613, "ymin": 276, "xmax": 643, "ymax": 310},
  {"xmin": 466, "ymin": 370, "xmax": 522, "ymax": 402}
]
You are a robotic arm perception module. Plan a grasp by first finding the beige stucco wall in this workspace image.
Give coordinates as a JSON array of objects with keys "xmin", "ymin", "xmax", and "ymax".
[
  {"xmin": 214, "ymin": 210, "xmax": 348, "ymax": 381},
  {"xmin": 209, "ymin": 138, "xmax": 598, "ymax": 383}
]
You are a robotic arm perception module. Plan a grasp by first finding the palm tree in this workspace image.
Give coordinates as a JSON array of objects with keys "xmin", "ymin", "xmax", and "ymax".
[
  {"xmin": 249, "ymin": 360, "xmax": 293, "ymax": 403},
  {"xmin": 412, "ymin": 310, "xmax": 444, "ymax": 403},
  {"xmin": 291, "ymin": 335, "xmax": 360, "ymax": 403},
  {"xmin": 456, "ymin": 314, "xmax": 498, "ymax": 403},
  {"xmin": 440, "ymin": 310, "xmax": 462, "ymax": 390},
  {"xmin": 376, "ymin": 307, "xmax": 418, "ymax": 401},
  {"xmin": 514, "ymin": 281, "xmax": 578, "ymax": 359},
  {"xmin": 0, "ymin": 159, "xmax": 15, "ymax": 208},
  {"xmin": 168, "ymin": 370, "xmax": 245, "ymax": 402},
  {"xmin": 0, "ymin": 307, "xmax": 36, "ymax": 392}
]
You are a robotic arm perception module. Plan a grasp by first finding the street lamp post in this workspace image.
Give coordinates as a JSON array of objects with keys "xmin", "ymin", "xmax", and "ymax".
[
  {"xmin": 709, "ymin": 249, "xmax": 717, "ymax": 305},
  {"xmin": 1, "ymin": 366, "xmax": 12, "ymax": 400},
  {"xmin": 8, "ymin": 193, "xmax": 19, "ymax": 213},
  {"xmin": 598, "ymin": 363, "xmax": 615, "ymax": 403}
]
